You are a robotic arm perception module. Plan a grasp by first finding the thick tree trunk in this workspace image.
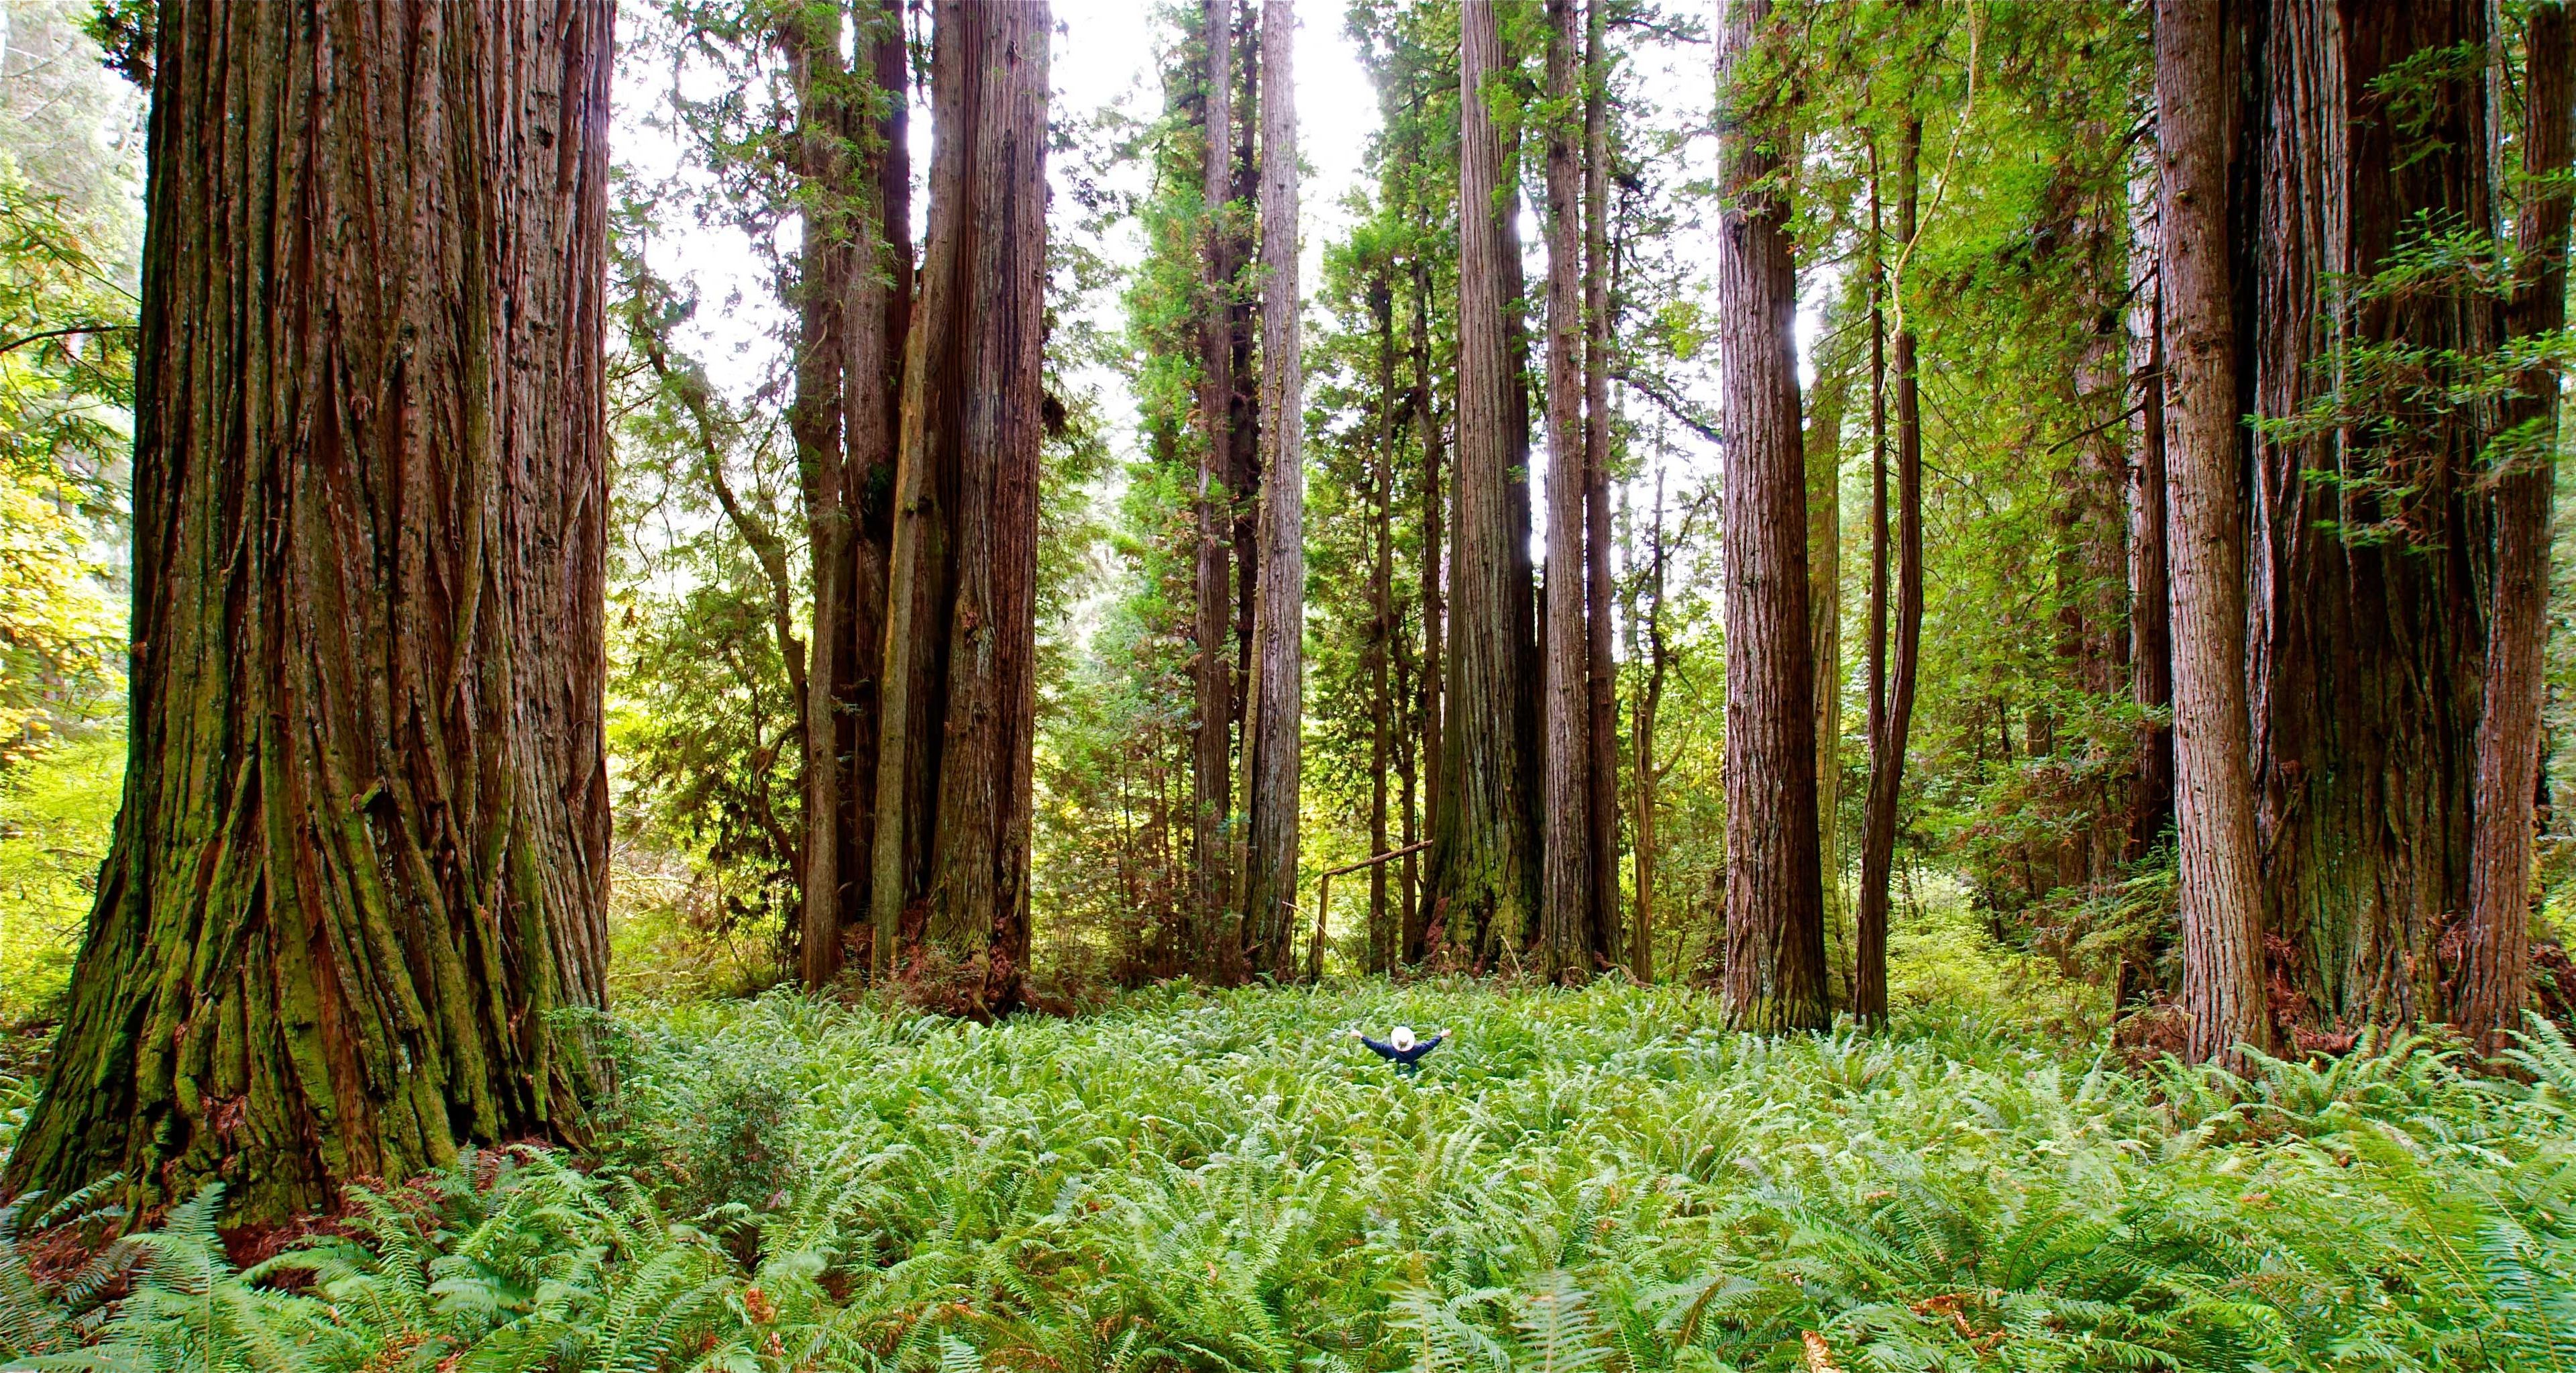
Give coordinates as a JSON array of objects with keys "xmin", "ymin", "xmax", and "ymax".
[
  {"xmin": 1714, "ymin": 0, "xmax": 1827, "ymax": 1032},
  {"xmin": 1581, "ymin": 0, "xmax": 1621, "ymax": 970},
  {"xmin": 872, "ymin": 0, "xmax": 1048, "ymax": 1017},
  {"xmin": 1856, "ymin": 121, "xmax": 1921, "ymax": 1027},
  {"xmin": 2250, "ymin": 0, "xmax": 2494, "ymax": 1032},
  {"xmin": 1539, "ymin": 0, "xmax": 1593, "ymax": 982},
  {"xmin": 6, "ymin": 0, "xmax": 613, "ymax": 1220},
  {"xmin": 2462, "ymin": 1, "xmax": 2574, "ymax": 1053},
  {"xmin": 1427, "ymin": 0, "xmax": 1541, "ymax": 968},
  {"xmin": 2156, "ymin": 0, "xmax": 2271, "ymax": 1068},
  {"xmin": 1242, "ymin": 0, "xmax": 1304, "ymax": 980},
  {"xmin": 1194, "ymin": 0, "xmax": 1238, "ymax": 980}
]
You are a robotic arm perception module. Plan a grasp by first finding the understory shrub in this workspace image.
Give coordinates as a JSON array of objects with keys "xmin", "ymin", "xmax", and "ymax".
[{"xmin": 4, "ymin": 982, "xmax": 2574, "ymax": 1372}]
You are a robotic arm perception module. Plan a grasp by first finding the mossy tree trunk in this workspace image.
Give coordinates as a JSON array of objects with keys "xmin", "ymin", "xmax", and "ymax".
[{"xmin": 5, "ymin": 0, "xmax": 614, "ymax": 1221}]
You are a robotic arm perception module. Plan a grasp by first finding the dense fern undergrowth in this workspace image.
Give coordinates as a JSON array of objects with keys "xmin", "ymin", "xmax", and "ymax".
[{"xmin": 5, "ymin": 981, "xmax": 2576, "ymax": 1372}]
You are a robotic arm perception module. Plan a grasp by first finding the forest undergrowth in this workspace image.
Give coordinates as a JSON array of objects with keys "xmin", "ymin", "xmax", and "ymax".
[{"xmin": 3, "ymin": 975, "xmax": 2575, "ymax": 1373}]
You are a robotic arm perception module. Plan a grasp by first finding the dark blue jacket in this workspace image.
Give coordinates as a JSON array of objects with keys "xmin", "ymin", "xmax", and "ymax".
[{"xmin": 1360, "ymin": 1033, "xmax": 1444, "ymax": 1066}]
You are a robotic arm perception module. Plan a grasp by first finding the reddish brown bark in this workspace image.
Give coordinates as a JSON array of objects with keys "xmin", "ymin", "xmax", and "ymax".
[
  {"xmin": 2156, "ymin": 0, "xmax": 2270, "ymax": 1068},
  {"xmin": 1409, "ymin": 254, "xmax": 1445, "ymax": 965},
  {"xmin": 5, "ymin": 0, "xmax": 613, "ymax": 1219},
  {"xmin": 1426, "ymin": 0, "xmax": 1541, "ymax": 968},
  {"xmin": 1241, "ymin": 0, "xmax": 1304, "ymax": 979},
  {"xmin": 2125, "ymin": 166, "xmax": 2174, "ymax": 866},
  {"xmin": 1581, "ymin": 0, "xmax": 1621, "ymax": 970},
  {"xmin": 2462, "ymin": 1, "xmax": 2575, "ymax": 1054},
  {"xmin": 1714, "ymin": 0, "xmax": 1828, "ymax": 1031},
  {"xmin": 1539, "ymin": 0, "xmax": 1593, "ymax": 981}
]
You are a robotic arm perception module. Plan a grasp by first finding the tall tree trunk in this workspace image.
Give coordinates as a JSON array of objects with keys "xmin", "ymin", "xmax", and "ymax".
[
  {"xmin": 841, "ymin": 0, "xmax": 914, "ymax": 982},
  {"xmin": 1539, "ymin": 0, "xmax": 1593, "ymax": 982},
  {"xmin": 1242, "ymin": 0, "xmax": 1304, "ymax": 980},
  {"xmin": 790, "ymin": 0, "xmax": 910, "ymax": 990},
  {"xmin": 1805, "ymin": 305, "xmax": 1854, "ymax": 996},
  {"xmin": 1409, "ymin": 255, "xmax": 1445, "ymax": 964},
  {"xmin": 2462, "ymin": 0, "xmax": 2574, "ymax": 1053},
  {"xmin": 1714, "ymin": 0, "xmax": 1828, "ymax": 1032},
  {"xmin": 2125, "ymin": 163, "xmax": 2174, "ymax": 866},
  {"xmin": 1428, "ymin": 0, "xmax": 1541, "ymax": 968},
  {"xmin": 2156, "ymin": 0, "xmax": 2271, "ymax": 1068},
  {"xmin": 1856, "ymin": 143, "xmax": 1890, "ymax": 1021},
  {"xmin": 1581, "ymin": 0, "xmax": 1621, "ymax": 969},
  {"xmin": 1194, "ymin": 0, "xmax": 1237, "ymax": 979},
  {"xmin": 872, "ymin": 0, "xmax": 1049, "ymax": 1017},
  {"xmin": 1371, "ymin": 272, "xmax": 1398, "ymax": 973},
  {"xmin": 2250, "ymin": 0, "xmax": 2495, "ymax": 1032},
  {"xmin": 6, "ymin": 0, "xmax": 613, "ymax": 1220},
  {"xmin": 786, "ymin": 9, "xmax": 853, "ymax": 990}
]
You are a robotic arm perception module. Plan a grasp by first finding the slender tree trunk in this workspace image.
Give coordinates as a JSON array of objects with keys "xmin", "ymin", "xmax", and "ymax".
[
  {"xmin": 1428, "ymin": 0, "xmax": 1542, "ymax": 968},
  {"xmin": 1195, "ymin": 0, "xmax": 1238, "ymax": 979},
  {"xmin": 1539, "ymin": 0, "xmax": 1593, "ymax": 982},
  {"xmin": 786, "ymin": 10, "xmax": 852, "ymax": 991},
  {"xmin": 2157, "ymin": 0, "xmax": 2271, "ymax": 1068},
  {"xmin": 1714, "ymin": 0, "xmax": 1828, "ymax": 1032},
  {"xmin": 1630, "ymin": 468, "xmax": 1669, "ymax": 984},
  {"xmin": 1371, "ymin": 272, "xmax": 1398, "ymax": 973},
  {"xmin": 1858, "ymin": 140, "xmax": 1892, "ymax": 1022},
  {"xmin": 1409, "ymin": 256, "xmax": 1445, "ymax": 964},
  {"xmin": 1242, "ymin": 0, "xmax": 1304, "ymax": 980},
  {"xmin": 841, "ymin": 0, "xmax": 914, "ymax": 982},
  {"xmin": 2126, "ymin": 163, "xmax": 2174, "ymax": 866},
  {"xmin": 6, "ymin": 0, "xmax": 613, "ymax": 1219},
  {"xmin": 1805, "ymin": 307, "xmax": 1854, "ymax": 995},
  {"xmin": 2462, "ymin": 0, "xmax": 2574, "ymax": 1054},
  {"xmin": 1581, "ymin": 0, "xmax": 1621, "ymax": 970}
]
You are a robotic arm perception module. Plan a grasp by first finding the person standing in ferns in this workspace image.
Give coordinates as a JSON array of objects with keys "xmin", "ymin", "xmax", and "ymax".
[{"xmin": 1349, "ymin": 1025, "xmax": 1448, "ymax": 1074}]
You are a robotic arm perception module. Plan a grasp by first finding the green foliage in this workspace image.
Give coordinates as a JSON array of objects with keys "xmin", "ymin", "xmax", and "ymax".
[
  {"xmin": 11, "ymin": 987, "xmax": 2576, "ymax": 1372},
  {"xmin": 0, "ymin": 727, "xmax": 122, "ymax": 1026}
]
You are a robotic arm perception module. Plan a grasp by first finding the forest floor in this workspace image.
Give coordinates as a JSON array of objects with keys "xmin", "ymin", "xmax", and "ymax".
[{"xmin": 6, "ymin": 973, "xmax": 2576, "ymax": 1371}]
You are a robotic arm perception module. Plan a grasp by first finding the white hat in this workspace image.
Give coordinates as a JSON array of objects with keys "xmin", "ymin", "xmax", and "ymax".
[{"xmin": 1390, "ymin": 1025, "xmax": 1417, "ymax": 1051}]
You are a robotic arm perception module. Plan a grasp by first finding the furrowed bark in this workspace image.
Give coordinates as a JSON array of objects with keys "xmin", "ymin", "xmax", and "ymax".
[
  {"xmin": 2125, "ymin": 160, "xmax": 2174, "ymax": 868},
  {"xmin": 1715, "ymin": 0, "xmax": 1828, "ymax": 1032},
  {"xmin": 7, "ymin": 0, "xmax": 613, "ymax": 1219},
  {"xmin": 1371, "ymin": 272, "xmax": 1398, "ymax": 974},
  {"xmin": 1427, "ymin": 0, "xmax": 1541, "ymax": 970},
  {"xmin": 2462, "ymin": 0, "xmax": 2573, "ymax": 1054},
  {"xmin": 921, "ymin": 0, "xmax": 1049, "ymax": 1015},
  {"xmin": 1242, "ymin": 0, "xmax": 1305, "ymax": 980},
  {"xmin": 1539, "ymin": 0, "xmax": 1593, "ymax": 982},
  {"xmin": 871, "ymin": 0, "xmax": 972, "ymax": 982},
  {"xmin": 2156, "ymin": 0, "xmax": 2271, "ymax": 1068}
]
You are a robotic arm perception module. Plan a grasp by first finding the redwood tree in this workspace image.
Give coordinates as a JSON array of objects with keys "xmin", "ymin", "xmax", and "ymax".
[
  {"xmin": 1426, "ymin": 0, "xmax": 1540, "ymax": 966},
  {"xmin": 1538, "ymin": 0, "xmax": 1593, "ymax": 981},
  {"xmin": 1241, "ymin": 0, "xmax": 1304, "ymax": 978},
  {"xmin": 870, "ymin": 0, "xmax": 1049, "ymax": 1015},
  {"xmin": 6, "ymin": 0, "xmax": 614, "ymax": 1219},
  {"xmin": 1714, "ymin": 0, "xmax": 1828, "ymax": 1032},
  {"xmin": 2461, "ymin": 0, "xmax": 2575, "ymax": 1054},
  {"xmin": 1193, "ymin": 0, "xmax": 1238, "ymax": 978},
  {"xmin": 2155, "ymin": 0, "xmax": 2269, "ymax": 1066}
]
